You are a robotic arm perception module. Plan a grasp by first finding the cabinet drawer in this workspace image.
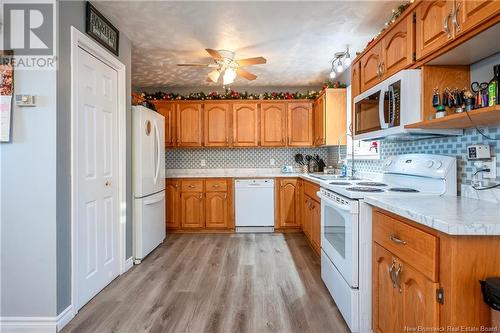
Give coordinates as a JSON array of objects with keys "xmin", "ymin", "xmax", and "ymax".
[
  {"xmin": 303, "ymin": 181, "xmax": 320, "ymax": 202},
  {"xmin": 181, "ymin": 180, "xmax": 203, "ymax": 192},
  {"xmin": 373, "ymin": 211, "xmax": 438, "ymax": 281},
  {"xmin": 205, "ymin": 179, "xmax": 228, "ymax": 192}
]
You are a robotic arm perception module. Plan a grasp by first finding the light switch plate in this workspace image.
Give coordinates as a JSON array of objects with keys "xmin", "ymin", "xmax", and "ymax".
[{"xmin": 15, "ymin": 95, "xmax": 36, "ymax": 107}]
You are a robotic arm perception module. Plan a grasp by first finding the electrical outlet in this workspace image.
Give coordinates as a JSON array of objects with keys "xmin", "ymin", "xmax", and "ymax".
[
  {"xmin": 270, "ymin": 158, "xmax": 275, "ymax": 166},
  {"xmin": 482, "ymin": 157, "xmax": 497, "ymax": 179},
  {"xmin": 200, "ymin": 159, "xmax": 206, "ymax": 167}
]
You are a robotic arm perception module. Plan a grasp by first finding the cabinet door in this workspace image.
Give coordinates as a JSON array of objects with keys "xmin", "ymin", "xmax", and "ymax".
[
  {"xmin": 360, "ymin": 42, "xmax": 382, "ymax": 92},
  {"xmin": 351, "ymin": 61, "xmax": 361, "ymax": 99},
  {"xmin": 381, "ymin": 13, "xmax": 414, "ymax": 78},
  {"xmin": 310, "ymin": 199, "xmax": 321, "ymax": 253},
  {"xmin": 400, "ymin": 260, "xmax": 440, "ymax": 330},
  {"xmin": 314, "ymin": 96, "xmax": 325, "ymax": 146},
  {"xmin": 177, "ymin": 103, "xmax": 203, "ymax": 147},
  {"xmin": 278, "ymin": 179, "xmax": 300, "ymax": 228},
  {"xmin": 415, "ymin": 1, "xmax": 454, "ymax": 60},
  {"xmin": 455, "ymin": 0, "xmax": 500, "ymax": 36},
  {"xmin": 302, "ymin": 197, "xmax": 312, "ymax": 240},
  {"xmin": 260, "ymin": 103, "xmax": 286, "ymax": 147},
  {"xmin": 180, "ymin": 192, "xmax": 204, "ymax": 228},
  {"xmin": 155, "ymin": 102, "xmax": 176, "ymax": 147},
  {"xmin": 205, "ymin": 192, "xmax": 228, "ymax": 228},
  {"xmin": 287, "ymin": 102, "xmax": 313, "ymax": 146},
  {"xmin": 166, "ymin": 180, "xmax": 180, "ymax": 229},
  {"xmin": 204, "ymin": 103, "xmax": 230, "ymax": 147},
  {"xmin": 232, "ymin": 103, "xmax": 259, "ymax": 147},
  {"xmin": 373, "ymin": 244, "xmax": 403, "ymax": 333}
]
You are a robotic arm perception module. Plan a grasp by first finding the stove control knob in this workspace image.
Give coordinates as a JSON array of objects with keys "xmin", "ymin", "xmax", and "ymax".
[
  {"xmin": 426, "ymin": 160, "xmax": 434, "ymax": 168},
  {"xmin": 434, "ymin": 160, "xmax": 443, "ymax": 169}
]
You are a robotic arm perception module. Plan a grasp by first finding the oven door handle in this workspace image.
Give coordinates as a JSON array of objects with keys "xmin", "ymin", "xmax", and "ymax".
[{"xmin": 317, "ymin": 191, "xmax": 352, "ymax": 212}]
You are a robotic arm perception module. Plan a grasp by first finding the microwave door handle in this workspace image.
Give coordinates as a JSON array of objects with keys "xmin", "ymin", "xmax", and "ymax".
[
  {"xmin": 389, "ymin": 85, "xmax": 396, "ymax": 126},
  {"xmin": 378, "ymin": 87, "xmax": 388, "ymax": 129}
]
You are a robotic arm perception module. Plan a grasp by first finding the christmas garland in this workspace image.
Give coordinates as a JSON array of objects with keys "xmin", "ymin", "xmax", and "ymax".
[{"xmin": 140, "ymin": 81, "xmax": 346, "ymax": 102}]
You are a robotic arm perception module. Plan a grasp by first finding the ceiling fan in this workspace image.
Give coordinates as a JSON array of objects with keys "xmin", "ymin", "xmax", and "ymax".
[{"xmin": 177, "ymin": 49, "xmax": 267, "ymax": 85}]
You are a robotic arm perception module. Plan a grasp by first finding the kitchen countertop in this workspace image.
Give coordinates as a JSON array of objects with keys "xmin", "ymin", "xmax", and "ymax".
[
  {"xmin": 363, "ymin": 195, "xmax": 500, "ymax": 236},
  {"xmin": 165, "ymin": 168, "xmax": 323, "ymax": 184}
]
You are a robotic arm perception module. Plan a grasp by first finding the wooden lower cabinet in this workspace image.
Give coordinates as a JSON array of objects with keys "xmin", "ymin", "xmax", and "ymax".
[
  {"xmin": 276, "ymin": 178, "xmax": 301, "ymax": 229},
  {"xmin": 373, "ymin": 209, "xmax": 500, "ymax": 331},
  {"xmin": 205, "ymin": 192, "xmax": 228, "ymax": 228},
  {"xmin": 166, "ymin": 180, "xmax": 180, "ymax": 229},
  {"xmin": 168, "ymin": 178, "xmax": 233, "ymax": 231},
  {"xmin": 180, "ymin": 191, "xmax": 205, "ymax": 229},
  {"xmin": 300, "ymin": 180, "xmax": 321, "ymax": 255}
]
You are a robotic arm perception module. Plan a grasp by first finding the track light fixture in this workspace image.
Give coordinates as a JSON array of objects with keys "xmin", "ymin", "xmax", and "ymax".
[{"xmin": 329, "ymin": 46, "xmax": 351, "ymax": 79}]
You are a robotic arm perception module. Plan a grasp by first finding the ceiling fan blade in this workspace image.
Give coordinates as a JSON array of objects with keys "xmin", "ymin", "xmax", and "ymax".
[
  {"xmin": 177, "ymin": 63, "xmax": 212, "ymax": 67},
  {"xmin": 236, "ymin": 68, "xmax": 257, "ymax": 81},
  {"xmin": 205, "ymin": 48, "xmax": 223, "ymax": 60},
  {"xmin": 236, "ymin": 57, "xmax": 267, "ymax": 66}
]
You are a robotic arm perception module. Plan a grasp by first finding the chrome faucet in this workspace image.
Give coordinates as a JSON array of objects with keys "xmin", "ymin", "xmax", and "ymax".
[{"xmin": 337, "ymin": 124, "xmax": 356, "ymax": 179}]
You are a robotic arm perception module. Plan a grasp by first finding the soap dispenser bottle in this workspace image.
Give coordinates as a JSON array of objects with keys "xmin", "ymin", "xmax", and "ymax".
[{"xmin": 488, "ymin": 64, "xmax": 499, "ymax": 106}]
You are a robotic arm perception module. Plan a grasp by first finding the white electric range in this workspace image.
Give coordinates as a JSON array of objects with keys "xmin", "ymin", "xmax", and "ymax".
[{"xmin": 316, "ymin": 154, "xmax": 457, "ymax": 333}]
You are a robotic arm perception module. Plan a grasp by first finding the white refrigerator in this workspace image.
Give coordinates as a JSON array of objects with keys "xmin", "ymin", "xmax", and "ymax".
[{"xmin": 132, "ymin": 105, "xmax": 165, "ymax": 263}]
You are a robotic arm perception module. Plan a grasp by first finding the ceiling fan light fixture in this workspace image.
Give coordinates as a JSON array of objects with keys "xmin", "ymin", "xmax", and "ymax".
[
  {"xmin": 223, "ymin": 68, "xmax": 237, "ymax": 85},
  {"xmin": 208, "ymin": 69, "xmax": 220, "ymax": 83}
]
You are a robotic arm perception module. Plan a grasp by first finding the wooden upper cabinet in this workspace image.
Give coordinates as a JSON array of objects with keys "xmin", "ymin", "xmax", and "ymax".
[
  {"xmin": 454, "ymin": 0, "xmax": 500, "ymax": 36},
  {"xmin": 166, "ymin": 180, "xmax": 180, "ymax": 229},
  {"xmin": 260, "ymin": 103, "xmax": 286, "ymax": 147},
  {"xmin": 205, "ymin": 192, "xmax": 228, "ymax": 229},
  {"xmin": 177, "ymin": 103, "xmax": 203, "ymax": 147},
  {"xmin": 373, "ymin": 244, "xmax": 403, "ymax": 333},
  {"xmin": 287, "ymin": 102, "xmax": 313, "ymax": 146},
  {"xmin": 232, "ymin": 103, "xmax": 259, "ymax": 147},
  {"xmin": 277, "ymin": 179, "xmax": 301, "ymax": 228},
  {"xmin": 360, "ymin": 42, "xmax": 383, "ymax": 92},
  {"xmin": 351, "ymin": 61, "xmax": 361, "ymax": 100},
  {"xmin": 415, "ymin": 1, "xmax": 454, "ymax": 60},
  {"xmin": 313, "ymin": 95, "xmax": 325, "ymax": 145},
  {"xmin": 381, "ymin": 12, "xmax": 414, "ymax": 78},
  {"xmin": 153, "ymin": 102, "xmax": 176, "ymax": 147},
  {"xmin": 204, "ymin": 103, "xmax": 230, "ymax": 147}
]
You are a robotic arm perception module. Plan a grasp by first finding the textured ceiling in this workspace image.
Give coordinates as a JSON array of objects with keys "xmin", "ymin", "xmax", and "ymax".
[{"xmin": 94, "ymin": 1, "xmax": 403, "ymax": 88}]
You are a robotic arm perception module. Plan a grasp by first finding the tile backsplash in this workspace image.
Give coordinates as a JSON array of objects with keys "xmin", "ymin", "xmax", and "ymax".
[
  {"xmin": 329, "ymin": 125, "xmax": 500, "ymax": 188},
  {"xmin": 165, "ymin": 147, "xmax": 329, "ymax": 169}
]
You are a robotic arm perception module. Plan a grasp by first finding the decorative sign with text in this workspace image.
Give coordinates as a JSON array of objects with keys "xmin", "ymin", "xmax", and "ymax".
[{"xmin": 86, "ymin": 2, "xmax": 119, "ymax": 56}]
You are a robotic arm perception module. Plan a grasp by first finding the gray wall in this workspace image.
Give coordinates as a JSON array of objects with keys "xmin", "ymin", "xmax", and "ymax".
[
  {"xmin": 1, "ymin": 69, "xmax": 58, "ymax": 316},
  {"xmin": 56, "ymin": 0, "xmax": 133, "ymax": 314}
]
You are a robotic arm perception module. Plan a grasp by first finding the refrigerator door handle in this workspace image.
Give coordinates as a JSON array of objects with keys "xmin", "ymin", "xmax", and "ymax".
[
  {"xmin": 144, "ymin": 192, "xmax": 165, "ymax": 205},
  {"xmin": 153, "ymin": 120, "xmax": 161, "ymax": 185}
]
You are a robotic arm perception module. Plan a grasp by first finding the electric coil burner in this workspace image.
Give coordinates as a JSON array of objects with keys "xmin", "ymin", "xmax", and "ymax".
[
  {"xmin": 329, "ymin": 182, "xmax": 352, "ymax": 186},
  {"xmin": 346, "ymin": 187, "xmax": 384, "ymax": 193},
  {"xmin": 356, "ymin": 182, "xmax": 388, "ymax": 187},
  {"xmin": 388, "ymin": 188, "xmax": 420, "ymax": 193}
]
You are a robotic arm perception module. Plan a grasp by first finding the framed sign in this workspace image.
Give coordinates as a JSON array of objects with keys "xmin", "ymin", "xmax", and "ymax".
[{"xmin": 86, "ymin": 2, "xmax": 119, "ymax": 56}]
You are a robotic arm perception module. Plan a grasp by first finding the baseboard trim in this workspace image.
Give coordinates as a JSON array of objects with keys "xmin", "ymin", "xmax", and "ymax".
[
  {"xmin": 123, "ymin": 257, "xmax": 133, "ymax": 273},
  {"xmin": 0, "ymin": 305, "xmax": 74, "ymax": 333},
  {"xmin": 56, "ymin": 305, "xmax": 74, "ymax": 331}
]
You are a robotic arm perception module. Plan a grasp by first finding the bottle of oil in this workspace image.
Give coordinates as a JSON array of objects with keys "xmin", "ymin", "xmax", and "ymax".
[{"xmin": 488, "ymin": 64, "xmax": 499, "ymax": 106}]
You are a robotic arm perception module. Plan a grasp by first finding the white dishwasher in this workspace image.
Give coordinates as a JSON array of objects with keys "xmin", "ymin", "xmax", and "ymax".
[{"xmin": 235, "ymin": 179, "xmax": 275, "ymax": 232}]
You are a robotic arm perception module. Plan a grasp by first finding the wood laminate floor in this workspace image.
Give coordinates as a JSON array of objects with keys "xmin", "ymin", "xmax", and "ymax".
[{"xmin": 62, "ymin": 233, "xmax": 350, "ymax": 333}]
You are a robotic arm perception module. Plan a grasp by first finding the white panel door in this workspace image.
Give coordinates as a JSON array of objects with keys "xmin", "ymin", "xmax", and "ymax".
[{"xmin": 76, "ymin": 47, "xmax": 119, "ymax": 310}]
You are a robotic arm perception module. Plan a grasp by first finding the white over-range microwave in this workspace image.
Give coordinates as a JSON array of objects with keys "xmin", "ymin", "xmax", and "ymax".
[{"xmin": 353, "ymin": 70, "xmax": 462, "ymax": 140}]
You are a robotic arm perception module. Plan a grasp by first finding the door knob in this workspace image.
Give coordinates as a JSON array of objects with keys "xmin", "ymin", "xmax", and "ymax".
[{"xmin": 105, "ymin": 181, "xmax": 111, "ymax": 187}]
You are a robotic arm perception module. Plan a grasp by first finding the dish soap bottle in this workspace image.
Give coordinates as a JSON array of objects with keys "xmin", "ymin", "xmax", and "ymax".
[
  {"xmin": 341, "ymin": 159, "xmax": 348, "ymax": 177},
  {"xmin": 488, "ymin": 64, "xmax": 499, "ymax": 106}
]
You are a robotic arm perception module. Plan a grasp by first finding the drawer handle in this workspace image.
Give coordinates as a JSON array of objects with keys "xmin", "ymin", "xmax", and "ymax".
[
  {"xmin": 188, "ymin": 185, "xmax": 195, "ymax": 188},
  {"xmin": 390, "ymin": 234, "xmax": 407, "ymax": 245},
  {"xmin": 212, "ymin": 184, "xmax": 220, "ymax": 187}
]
